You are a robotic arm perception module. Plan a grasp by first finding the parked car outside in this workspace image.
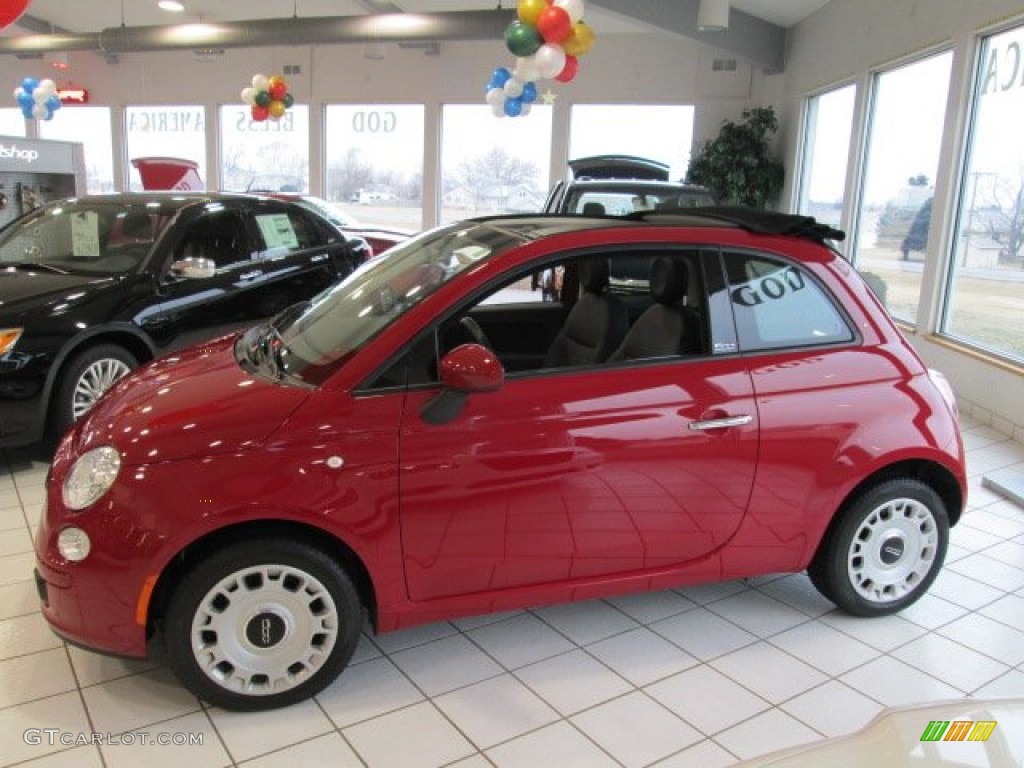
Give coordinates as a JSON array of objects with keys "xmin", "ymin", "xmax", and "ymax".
[
  {"xmin": 543, "ymin": 154, "xmax": 715, "ymax": 215},
  {"xmin": 258, "ymin": 193, "xmax": 411, "ymax": 258},
  {"xmin": 0, "ymin": 192, "xmax": 363, "ymax": 447},
  {"xmin": 37, "ymin": 208, "xmax": 966, "ymax": 710}
]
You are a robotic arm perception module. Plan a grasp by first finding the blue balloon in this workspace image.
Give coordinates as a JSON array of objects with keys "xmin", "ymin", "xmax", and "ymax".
[
  {"xmin": 21, "ymin": 104, "xmax": 34, "ymax": 119},
  {"xmin": 47, "ymin": 95, "xmax": 61, "ymax": 112},
  {"xmin": 17, "ymin": 91, "xmax": 32, "ymax": 108},
  {"xmin": 503, "ymin": 97, "xmax": 523, "ymax": 117},
  {"xmin": 521, "ymin": 82, "xmax": 538, "ymax": 103},
  {"xmin": 21, "ymin": 77, "xmax": 38, "ymax": 93},
  {"xmin": 489, "ymin": 66, "xmax": 511, "ymax": 89}
]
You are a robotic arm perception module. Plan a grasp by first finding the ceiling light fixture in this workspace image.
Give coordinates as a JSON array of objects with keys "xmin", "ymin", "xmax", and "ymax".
[
  {"xmin": 157, "ymin": 1, "xmax": 186, "ymax": 12},
  {"xmin": 697, "ymin": 0, "xmax": 729, "ymax": 32}
]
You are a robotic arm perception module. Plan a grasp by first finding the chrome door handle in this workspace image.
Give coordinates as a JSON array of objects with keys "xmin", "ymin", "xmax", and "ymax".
[
  {"xmin": 239, "ymin": 270, "xmax": 262, "ymax": 281},
  {"xmin": 689, "ymin": 414, "xmax": 753, "ymax": 431}
]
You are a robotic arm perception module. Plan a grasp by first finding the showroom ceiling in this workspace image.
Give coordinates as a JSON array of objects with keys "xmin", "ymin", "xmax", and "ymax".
[{"xmin": 7, "ymin": 0, "xmax": 830, "ymax": 36}]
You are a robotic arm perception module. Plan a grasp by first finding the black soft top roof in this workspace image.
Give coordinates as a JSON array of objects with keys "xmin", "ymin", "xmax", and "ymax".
[{"xmin": 634, "ymin": 206, "xmax": 846, "ymax": 243}]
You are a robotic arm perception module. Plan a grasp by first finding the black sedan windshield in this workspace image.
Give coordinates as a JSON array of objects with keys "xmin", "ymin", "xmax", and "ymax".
[{"xmin": 0, "ymin": 200, "xmax": 174, "ymax": 275}]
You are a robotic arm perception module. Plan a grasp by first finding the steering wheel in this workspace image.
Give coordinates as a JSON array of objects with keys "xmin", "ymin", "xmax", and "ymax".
[{"xmin": 459, "ymin": 316, "xmax": 493, "ymax": 351}]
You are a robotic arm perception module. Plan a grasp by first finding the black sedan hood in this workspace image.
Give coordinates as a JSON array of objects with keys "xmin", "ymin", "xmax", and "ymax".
[{"xmin": 0, "ymin": 267, "xmax": 118, "ymax": 320}]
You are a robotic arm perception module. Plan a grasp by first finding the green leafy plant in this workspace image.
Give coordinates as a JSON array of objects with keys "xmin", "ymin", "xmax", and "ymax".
[{"xmin": 686, "ymin": 106, "xmax": 785, "ymax": 209}]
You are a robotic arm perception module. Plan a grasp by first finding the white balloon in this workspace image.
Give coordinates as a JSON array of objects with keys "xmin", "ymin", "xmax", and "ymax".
[
  {"xmin": 32, "ymin": 103, "xmax": 49, "ymax": 119},
  {"xmin": 514, "ymin": 55, "xmax": 542, "ymax": 83},
  {"xmin": 252, "ymin": 73, "xmax": 269, "ymax": 91},
  {"xmin": 13, "ymin": 87, "xmax": 24, "ymax": 98},
  {"xmin": 34, "ymin": 89, "xmax": 50, "ymax": 104},
  {"xmin": 520, "ymin": 102, "xmax": 533, "ymax": 116},
  {"xmin": 241, "ymin": 87, "xmax": 256, "ymax": 105},
  {"xmin": 555, "ymin": 0, "xmax": 585, "ymax": 24},
  {"xmin": 535, "ymin": 44, "xmax": 567, "ymax": 80},
  {"xmin": 503, "ymin": 77, "xmax": 524, "ymax": 98},
  {"xmin": 491, "ymin": 100, "xmax": 506, "ymax": 118},
  {"xmin": 486, "ymin": 87, "xmax": 505, "ymax": 108},
  {"xmin": 38, "ymin": 78, "xmax": 57, "ymax": 93}
]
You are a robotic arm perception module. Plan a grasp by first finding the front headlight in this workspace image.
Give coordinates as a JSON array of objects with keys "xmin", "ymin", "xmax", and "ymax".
[
  {"xmin": 0, "ymin": 328, "xmax": 23, "ymax": 355},
  {"xmin": 63, "ymin": 446, "xmax": 121, "ymax": 511}
]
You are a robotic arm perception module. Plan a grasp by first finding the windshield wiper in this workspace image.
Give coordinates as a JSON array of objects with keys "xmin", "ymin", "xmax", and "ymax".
[{"xmin": 5, "ymin": 262, "xmax": 70, "ymax": 275}]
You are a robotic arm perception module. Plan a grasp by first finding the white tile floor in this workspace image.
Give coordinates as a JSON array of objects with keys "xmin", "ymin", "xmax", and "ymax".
[{"xmin": 1, "ymin": 414, "xmax": 1022, "ymax": 767}]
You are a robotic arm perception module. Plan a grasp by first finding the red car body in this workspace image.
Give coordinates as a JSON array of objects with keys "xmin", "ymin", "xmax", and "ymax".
[{"xmin": 35, "ymin": 209, "xmax": 966, "ymax": 709}]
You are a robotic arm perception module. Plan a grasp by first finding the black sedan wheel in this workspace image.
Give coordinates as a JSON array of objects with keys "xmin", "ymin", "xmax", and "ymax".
[
  {"xmin": 163, "ymin": 539, "xmax": 362, "ymax": 711},
  {"xmin": 808, "ymin": 478, "xmax": 949, "ymax": 616},
  {"xmin": 54, "ymin": 344, "xmax": 138, "ymax": 435}
]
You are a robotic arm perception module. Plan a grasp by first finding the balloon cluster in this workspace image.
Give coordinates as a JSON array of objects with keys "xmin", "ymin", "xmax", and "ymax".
[
  {"xmin": 241, "ymin": 74, "xmax": 294, "ymax": 122},
  {"xmin": 13, "ymin": 77, "xmax": 61, "ymax": 121},
  {"xmin": 485, "ymin": 0, "xmax": 596, "ymax": 117}
]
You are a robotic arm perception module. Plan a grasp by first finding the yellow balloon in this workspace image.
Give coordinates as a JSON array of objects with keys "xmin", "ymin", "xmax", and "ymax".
[
  {"xmin": 269, "ymin": 100, "xmax": 287, "ymax": 119},
  {"xmin": 268, "ymin": 74, "xmax": 285, "ymax": 89},
  {"xmin": 517, "ymin": 0, "xmax": 547, "ymax": 25},
  {"xmin": 562, "ymin": 21, "xmax": 595, "ymax": 56}
]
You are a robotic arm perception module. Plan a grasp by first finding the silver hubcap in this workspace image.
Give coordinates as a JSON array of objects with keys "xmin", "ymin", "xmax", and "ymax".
[
  {"xmin": 848, "ymin": 497, "xmax": 939, "ymax": 603},
  {"xmin": 191, "ymin": 564, "xmax": 339, "ymax": 696},
  {"xmin": 72, "ymin": 358, "xmax": 132, "ymax": 420}
]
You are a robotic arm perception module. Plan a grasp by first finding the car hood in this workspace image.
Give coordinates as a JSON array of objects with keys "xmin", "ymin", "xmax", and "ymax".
[
  {"xmin": 0, "ymin": 268, "xmax": 118, "ymax": 318},
  {"xmin": 77, "ymin": 334, "xmax": 311, "ymax": 465}
]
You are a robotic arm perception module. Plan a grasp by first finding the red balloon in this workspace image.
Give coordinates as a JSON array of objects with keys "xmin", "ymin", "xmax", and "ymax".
[
  {"xmin": 251, "ymin": 104, "xmax": 270, "ymax": 122},
  {"xmin": 0, "ymin": 0, "xmax": 30, "ymax": 29},
  {"xmin": 555, "ymin": 54, "xmax": 579, "ymax": 83},
  {"xmin": 268, "ymin": 81, "xmax": 288, "ymax": 101},
  {"xmin": 536, "ymin": 6, "xmax": 571, "ymax": 44}
]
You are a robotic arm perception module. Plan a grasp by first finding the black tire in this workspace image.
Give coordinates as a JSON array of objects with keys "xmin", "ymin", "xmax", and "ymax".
[
  {"xmin": 163, "ymin": 539, "xmax": 363, "ymax": 711},
  {"xmin": 54, "ymin": 344, "xmax": 138, "ymax": 436},
  {"xmin": 808, "ymin": 478, "xmax": 949, "ymax": 617}
]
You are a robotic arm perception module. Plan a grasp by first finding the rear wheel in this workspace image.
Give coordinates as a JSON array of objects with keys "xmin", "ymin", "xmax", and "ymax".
[
  {"xmin": 808, "ymin": 478, "xmax": 948, "ymax": 616},
  {"xmin": 163, "ymin": 539, "xmax": 363, "ymax": 711},
  {"xmin": 54, "ymin": 344, "xmax": 137, "ymax": 436}
]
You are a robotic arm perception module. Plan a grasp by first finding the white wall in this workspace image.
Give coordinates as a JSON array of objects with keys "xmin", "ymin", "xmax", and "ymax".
[{"xmin": 774, "ymin": 0, "xmax": 1024, "ymax": 440}]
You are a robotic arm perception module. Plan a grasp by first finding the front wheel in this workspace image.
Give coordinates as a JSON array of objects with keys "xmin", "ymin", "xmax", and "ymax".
[
  {"xmin": 54, "ymin": 344, "xmax": 138, "ymax": 435},
  {"xmin": 808, "ymin": 478, "xmax": 949, "ymax": 617},
  {"xmin": 163, "ymin": 539, "xmax": 363, "ymax": 711}
]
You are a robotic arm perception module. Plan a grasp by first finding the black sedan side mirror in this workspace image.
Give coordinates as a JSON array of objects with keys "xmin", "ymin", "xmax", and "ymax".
[{"xmin": 169, "ymin": 256, "xmax": 216, "ymax": 279}]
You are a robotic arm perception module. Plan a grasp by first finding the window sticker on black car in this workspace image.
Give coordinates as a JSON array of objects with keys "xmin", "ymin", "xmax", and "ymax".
[{"xmin": 256, "ymin": 213, "xmax": 299, "ymax": 249}]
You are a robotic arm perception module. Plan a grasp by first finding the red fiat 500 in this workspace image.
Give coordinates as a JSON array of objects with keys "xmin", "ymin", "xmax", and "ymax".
[{"xmin": 36, "ymin": 209, "xmax": 966, "ymax": 710}]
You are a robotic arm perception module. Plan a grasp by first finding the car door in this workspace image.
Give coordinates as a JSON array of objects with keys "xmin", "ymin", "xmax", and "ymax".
[
  {"xmin": 396, "ymin": 248, "xmax": 759, "ymax": 602},
  {"xmin": 143, "ymin": 203, "xmax": 347, "ymax": 352}
]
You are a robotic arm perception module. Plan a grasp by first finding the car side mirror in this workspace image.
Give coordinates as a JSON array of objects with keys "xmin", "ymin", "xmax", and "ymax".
[
  {"xmin": 421, "ymin": 343, "xmax": 503, "ymax": 425},
  {"xmin": 169, "ymin": 256, "xmax": 216, "ymax": 279}
]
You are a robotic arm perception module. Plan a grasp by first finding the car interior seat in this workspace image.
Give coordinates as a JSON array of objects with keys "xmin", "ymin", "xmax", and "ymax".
[
  {"xmin": 581, "ymin": 201, "xmax": 606, "ymax": 216},
  {"xmin": 543, "ymin": 257, "xmax": 629, "ymax": 368},
  {"xmin": 607, "ymin": 256, "xmax": 701, "ymax": 362}
]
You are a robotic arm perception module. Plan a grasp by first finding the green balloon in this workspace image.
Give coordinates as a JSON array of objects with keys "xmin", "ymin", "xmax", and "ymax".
[
  {"xmin": 283, "ymin": 93, "xmax": 295, "ymax": 108},
  {"xmin": 505, "ymin": 20, "xmax": 542, "ymax": 58},
  {"xmin": 254, "ymin": 90, "xmax": 271, "ymax": 107}
]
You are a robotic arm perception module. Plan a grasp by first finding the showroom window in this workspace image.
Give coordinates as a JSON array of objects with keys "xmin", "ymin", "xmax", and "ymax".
[
  {"xmin": 944, "ymin": 23, "xmax": 1024, "ymax": 363},
  {"xmin": 440, "ymin": 104, "xmax": 552, "ymax": 223},
  {"xmin": 324, "ymin": 104, "xmax": 424, "ymax": 232},
  {"xmin": 220, "ymin": 104, "xmax": 310, "ymax": 193},
  {"xmin": 39, "ymin": 106, "xmax": 115, "ymax": 192},
  {"xmin": 570, "ymin": 104, "xmax": 695, "ymax": 180},
  {"xmin": 0, "ymin": 108, "xmax": 25, "ymax": 136},
  {"xmin": 124, "ymin": 105, "xmax": 207, "ymax": 190},
  {"xmin": 796, "ymin": 84, "xmax": 856, "ymax": 231},
  {"xmin": 850, "ymin": 51, "xmax": 952, "ymax": 325}
]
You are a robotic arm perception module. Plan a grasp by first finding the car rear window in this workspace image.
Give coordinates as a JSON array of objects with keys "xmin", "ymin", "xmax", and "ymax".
[{"xmin": 724, "ymin": 251, "xmax": 854, "ymax": 352}]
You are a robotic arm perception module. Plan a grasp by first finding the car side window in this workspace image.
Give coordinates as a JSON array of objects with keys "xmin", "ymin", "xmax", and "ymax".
[
  {"xmin": 176, "ymin": 211, "xmax": 250, "ymax": 271},
  {"xmin": 724, "ymin": 251, "xmax": 853, "ymax": 352}
]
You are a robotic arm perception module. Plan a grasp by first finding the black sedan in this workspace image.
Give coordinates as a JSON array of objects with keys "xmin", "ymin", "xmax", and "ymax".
[{"xmin": 0, "ymin": 192, "xmax": 362, "ymax": 447}]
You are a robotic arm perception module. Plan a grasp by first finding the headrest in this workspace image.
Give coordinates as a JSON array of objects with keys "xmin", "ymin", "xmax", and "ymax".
[
  {"xmin": 579, "ymin": 258, "xmax": 610, "ymax": 294},
  {"xmin": 649, "ymin": 257, "xmax": 688, "ymax": 305},
  {"xmin": 122, "ymin": 213, "xmax": 152, "ymax": 240},
  {"xmin": 582, "ymin": 202, "xmax": 606, "ymax": 216}
]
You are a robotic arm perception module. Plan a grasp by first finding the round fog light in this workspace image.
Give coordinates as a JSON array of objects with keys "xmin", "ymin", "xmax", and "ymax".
[{"xmin": 57, "ymin": 527, "xmax": 91, "ymax": 562}]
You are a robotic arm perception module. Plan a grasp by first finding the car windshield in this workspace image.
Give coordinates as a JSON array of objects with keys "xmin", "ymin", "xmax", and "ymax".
[
  {"xmin": 268, "ymin": 221, "xmax": 523, "ymax": 385},
  {"xmin": 0, "ymin": 199, "xmax": 174, "ymax": 275}
]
